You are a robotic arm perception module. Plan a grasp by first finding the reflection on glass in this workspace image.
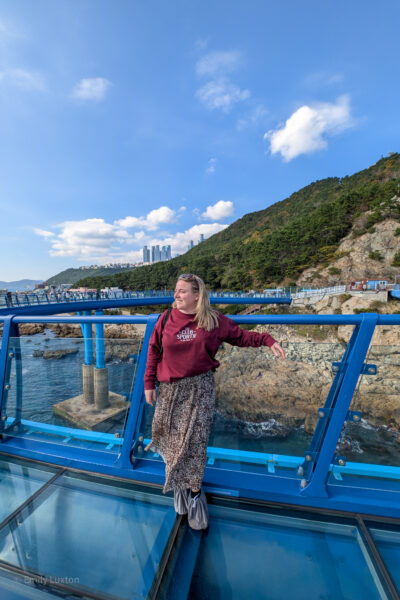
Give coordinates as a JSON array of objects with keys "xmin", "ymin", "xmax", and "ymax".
[
  {"xmin": 0, "ymin": 471, "xmax": 176, "ymax": 600},
  {"xmin": 3, "ymin": 331, "xmax": 143, "ymax": 454}
]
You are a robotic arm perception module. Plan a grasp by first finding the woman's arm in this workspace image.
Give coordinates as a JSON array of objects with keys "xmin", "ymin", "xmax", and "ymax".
[
  {"xmin": 222, "ymin": 314, "xmax": 285, "ymax": 358},
  {"xmin": 143, "ymin": 316, "xmax": 164, "ymax": 391}
]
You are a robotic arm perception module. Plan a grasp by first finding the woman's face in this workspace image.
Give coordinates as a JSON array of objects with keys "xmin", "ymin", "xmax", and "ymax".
[{"xmin": 174, "ymin": 279, "xmax": 199, "ymax": 313}]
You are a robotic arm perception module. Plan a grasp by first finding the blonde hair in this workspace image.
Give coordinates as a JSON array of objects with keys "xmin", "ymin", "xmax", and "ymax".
[{"xmin": 173, "ymin": 274, "xmax": 219, "ymax": 331}]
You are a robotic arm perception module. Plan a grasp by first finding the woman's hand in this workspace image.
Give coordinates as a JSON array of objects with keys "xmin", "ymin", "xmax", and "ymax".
[
  {"xmin": 145, "ymin": 389, "xmax": 156, "ymax": 406},
  {"xmin": 270, "ymin": 342, "xmax": 285, "ymax": 360}
]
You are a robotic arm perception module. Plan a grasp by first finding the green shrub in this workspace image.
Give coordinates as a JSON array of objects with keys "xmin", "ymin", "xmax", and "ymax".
[
  {"xmin": 392, "ymin": 252, "xmax": 400, "ymax": 267},
  {"xmin": 368, "ymin": 250, "xmax": 383, "ymax": 261},
  {"xmin": 339, "ymin": 293, "xmax": 352, "ymax": 303}
]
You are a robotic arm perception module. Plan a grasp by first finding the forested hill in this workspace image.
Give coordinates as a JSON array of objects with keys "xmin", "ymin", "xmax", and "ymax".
[
  {"xmin": 76, "ymin": 154, "xmax": 400, "ymax": 291},
  {"xmin": 47, "ymin": 266, "xmax": 136, "ymax": 286}
]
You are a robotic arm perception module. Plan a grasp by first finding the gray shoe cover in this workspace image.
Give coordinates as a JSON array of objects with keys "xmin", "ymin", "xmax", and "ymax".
[
  {"xmin": 174, "ymin": 488, "xmax": 190, "ymax": 515},
  {"xmin": 188, "ymin": 489, "xmax": 208, "ymax": 530}
]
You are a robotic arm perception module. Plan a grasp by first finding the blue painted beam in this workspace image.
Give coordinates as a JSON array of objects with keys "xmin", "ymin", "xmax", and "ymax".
[
  {"xmin": 94, "ymin": 310, "xmax": 105, "ymax": 369},
  {"xmin": 4, "ymin": 417, "xmax": 123, "ymax": 445}
]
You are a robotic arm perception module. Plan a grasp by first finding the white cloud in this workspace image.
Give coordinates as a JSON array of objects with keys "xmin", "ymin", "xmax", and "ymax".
[
  {"xmin": 265, "ymin": 96, "xmax": 352, "ymax": 161},
  {"xmin": 34, "ymin": 228, "xmax": 54, "ymax": 238},
  {"xmin": 35, "ymin": 210, "xmax": 229, "ymax": 265},
  {"xmin": 303, "ymin": 72, "xmax": 344, "ymax": 88},
  {"xmin": 237, "ymin": 104, "xmax": 269, "ymax": 130},
  {"xmin": 49, "ymin": 219, "xmax": 130, "ymax": 258},
  {"xmin": 72, "ymin": 77, "xmax": 112, "ymax": 101},
  {"xmin": 202, "ymin": 200, "xmax": 234, "ymax": 220},
  {"xmin": 205, "ymin": 157, "xmax": 217, "ymax": 175},
  {"xmin": 0, "ymin": 68, "xmax": 46, "ymax": 91},
  {"xmin": 196, "ymin": 80, "xmax": 250, "ymax": 112},
  {"xmin": 117, "ymin": 206, "xmax": 176, "ymax": 231},
  {"xmin": 195, "ymin": 38, "xmax": 209, "ymax": 52},
  {"xmin": 196, "ymin": 51, "xmax": 242, "ymax": 77}
]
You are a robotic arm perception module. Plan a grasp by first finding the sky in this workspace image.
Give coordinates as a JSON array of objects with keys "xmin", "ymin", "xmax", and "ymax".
[{"xmin": 1, "ymin": 0, "xmax": 399, "ymax": 281}]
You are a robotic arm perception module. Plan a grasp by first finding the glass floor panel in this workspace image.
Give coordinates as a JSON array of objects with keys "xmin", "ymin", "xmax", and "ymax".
[
  {"xmin": 0, "ymin": 465, "xmax": 177, "ymax": 600},
  {"xmin": 0, "ymin": 458, "xmax": 58, "ymax": 524},
  {"xmin": 369, "ymin": 524, "xmax": 400, "ymax": 594},
  {"xmin": 0, "ymin": 455, "xmax": 399, "ymax": 600},
  {"xmin": 188, "ymin": 506, "xmax": 388, "ymax": 600}
]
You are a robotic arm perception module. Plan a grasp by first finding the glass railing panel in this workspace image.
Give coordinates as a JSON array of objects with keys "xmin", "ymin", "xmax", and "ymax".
[
  {"xmin": 2, "ymin": 329, "xmax": 144, "ymax": 455},
  {"xmin": 0, "ymin": 471, "xmax": 176, "ymax": 599},
  {"xmin": 134, "ymin": 341, "xmax": 346, "ymax": 484},
  {"xmin": 368, "ymin": 520, "xmax": 400, "ymax": 594},
  {"xmin": 188, "ymin": 505, "xmax": 385, "ymax": 600},
  {"xmin": 329, "ymin": 332, "xmax": 400, "ymax": 491}
]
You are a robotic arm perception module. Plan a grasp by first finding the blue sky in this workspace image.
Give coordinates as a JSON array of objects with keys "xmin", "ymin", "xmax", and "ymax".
[{"xmin": 1, "ymin": 0, "xmax": 399, "ymax": 281}]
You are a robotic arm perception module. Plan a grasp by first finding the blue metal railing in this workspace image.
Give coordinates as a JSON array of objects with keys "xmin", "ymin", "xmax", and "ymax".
[{"xmin": 0, "ymin": 304, "xmax": 399, "ymax": 517}]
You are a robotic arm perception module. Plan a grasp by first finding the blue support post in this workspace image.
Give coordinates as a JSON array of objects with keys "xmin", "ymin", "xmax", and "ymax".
[
  {"xmin": 116, "ymin": 315, "xmax": 159, "ymax": 469},
  {"xmin": 95, "ymin": 310, "xmax": 105, "ymax": 369},
  {"xmin": 299, "ymin": 325, "xmax": 360, "ymax": 481},
  {"xmin": 302, "ymin": 313, "xmax": 378, "ymax": 498},
  {"xmin": 78, "ymin": 311, "xmax": 93, "ymax": 365}
]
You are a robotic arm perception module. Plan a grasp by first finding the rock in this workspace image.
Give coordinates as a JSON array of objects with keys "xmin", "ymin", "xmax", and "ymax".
[
  {"xmin": 19, "ymin": 323, "xmax": 46, "ymax": 335},
  {"xmin": 214, "ymin": 341, "xmax": 400, "ymax": 433},
  {"xmin": 33, "ymin": 348, "xmax": 79, "ymax": 359}
]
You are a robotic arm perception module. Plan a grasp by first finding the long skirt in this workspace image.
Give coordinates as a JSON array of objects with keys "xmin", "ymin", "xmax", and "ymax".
[{"xmin": 149, "ymin": 370, "xmax": 215, "ymax": 494}]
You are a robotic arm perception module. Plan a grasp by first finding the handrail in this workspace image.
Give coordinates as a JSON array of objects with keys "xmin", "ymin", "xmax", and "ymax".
[{"xmin": 8, "ymin": 312, "xmax": 400, "ymax": 325}]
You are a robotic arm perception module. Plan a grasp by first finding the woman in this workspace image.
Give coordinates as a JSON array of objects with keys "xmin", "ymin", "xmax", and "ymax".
[{"xmin": 144, "ymin": 274, "xmax": 285, "ymax": 530}]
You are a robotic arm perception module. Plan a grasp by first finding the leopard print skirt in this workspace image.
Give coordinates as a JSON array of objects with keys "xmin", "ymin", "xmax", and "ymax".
[{"xmin": 149, "ymin": 370, "xmax": 215, "ymax": 493}]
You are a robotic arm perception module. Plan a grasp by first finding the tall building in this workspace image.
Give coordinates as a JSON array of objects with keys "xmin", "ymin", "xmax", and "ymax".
[
  {"xmin": 142, "ymin": 246, "xmax": 150, "ymax": 263},
  {"xmin": 199, "ymin": 234, "xmax": 205, "ymax": 243},
  {"xmin": 188, "ymin": 240, "xmax": 194, "ymax": 250},
  {"xmin": 151, "ymin": 245, "xmax": 161, "ymax": 262},
  {"xmin": 142, "ymin": 244, "xmax": 171, "ymax": 263}
]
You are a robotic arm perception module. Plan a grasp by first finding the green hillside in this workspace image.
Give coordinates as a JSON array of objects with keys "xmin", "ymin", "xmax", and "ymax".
[
  {"xmin": 76, "ymin": 154, "xmax": 400, "ymax": 291},
  {"xmin": 46, "ymin": 266, "xmax": 136, "ymax": 286}
]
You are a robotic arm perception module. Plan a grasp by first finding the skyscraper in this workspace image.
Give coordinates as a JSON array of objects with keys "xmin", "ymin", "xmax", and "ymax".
[
  {"xmin": 199, "ymin": 234, "xmax": 205, "ymax": 243},
  {"xmin": 152, "ymin": 245, "xmax": 161, "ymax": 262},
  {"xmin": 188, "ymin": 240, "xmax": 194, "ymax": 250},
  {"xmin": 142, "ymin": 246, "xmax": 150, "ymax": 263}
]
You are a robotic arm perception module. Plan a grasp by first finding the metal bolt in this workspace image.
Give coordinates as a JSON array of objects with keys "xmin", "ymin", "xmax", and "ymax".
[
  {"xmin": 318, "ymin": 410, "xmax": 325, "ymax": 418},
  {"xmin": 305, "ymin": 454, "xmax": 312, "ymax": 461},
  {"xmin": 338, "ymin": 459, "xmax": 346, "ymax": 466},
  {"xmin": 4, "ymin": 384, "xmax": 10, "ymax": 390},
  {"xmin": 353, "ymin": 414, "xmax": 360, "ymax": 422},
  {"xmin": 300, "ymin": 479, "xmax": 307, "ymax": 488},
  {"xmin": 138, "ymin": 435, "xmax": 144, "ymax": 442},
  {"xmin": 368, "ymin": 367, "xmax": 375, "ymax": 374},
  {"xmin": 297, "ymin": 466, "xmax": 304, "ymax": 477},
  {"xmin": 8, "ymin": 352, "xmax": 14, "ymax": 358},
  {"xmin": 137, "ymin": 445, "xmax": 143, "ymax": 455}
]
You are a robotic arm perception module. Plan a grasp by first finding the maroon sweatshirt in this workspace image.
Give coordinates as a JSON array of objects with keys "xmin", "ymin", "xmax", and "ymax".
[{"xmin": 144, "ymin": 308, "xmax": 276, "ymax": 390}]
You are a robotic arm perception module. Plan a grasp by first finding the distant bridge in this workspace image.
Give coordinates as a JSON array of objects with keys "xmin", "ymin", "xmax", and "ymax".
[{"xmin": 0, "ymin": 289, "xmax": 291, "ymax": 315}]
